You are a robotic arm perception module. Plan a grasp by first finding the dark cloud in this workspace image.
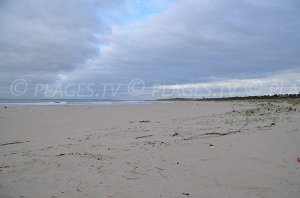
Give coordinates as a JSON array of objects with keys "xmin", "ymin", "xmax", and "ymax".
[
  {"xmin": 0, "ymin": 0, "xmax": 122, "ymax": 73},
  {"xmin": 0, "ymin": 0, "xmax": 299, "ymax": 98},
  {"xmin": 90, "ymin": 0, "xmax": 300, "ymax": 84}
]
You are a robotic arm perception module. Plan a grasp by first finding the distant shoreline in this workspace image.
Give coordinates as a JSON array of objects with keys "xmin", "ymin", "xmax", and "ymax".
[
  {"xmin": 1, "ymin": 93, "xmax": 300, "ymax": 106},
  {"xmin": 156, "ymin": 93, "xmax": 300, "ymax": 102}
]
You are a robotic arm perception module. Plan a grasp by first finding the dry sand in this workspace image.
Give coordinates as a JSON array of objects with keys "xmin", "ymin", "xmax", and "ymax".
[{"xmin": 0, "ymin": 101, "xmax": 299, "ymax": 198}]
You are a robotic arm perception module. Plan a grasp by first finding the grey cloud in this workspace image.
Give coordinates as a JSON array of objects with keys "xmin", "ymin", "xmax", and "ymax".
[
  {"xmin": 89, "ymin": 0, "xmax": 300, "ymax": 85},
  {"xmin": 0, "ymin": 0, "xmax": 123, "ymax": 74},
  {"xmin": 1, "ymin": 0, "xmax": 300, "ymax": 98}
]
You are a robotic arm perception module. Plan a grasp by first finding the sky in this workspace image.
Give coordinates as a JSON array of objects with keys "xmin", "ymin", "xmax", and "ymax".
[{"xmin": 0, "ymin": 0, "xmax": 300, "ymax": 99}]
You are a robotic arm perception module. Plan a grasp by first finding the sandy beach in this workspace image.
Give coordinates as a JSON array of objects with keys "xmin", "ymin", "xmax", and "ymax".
[{"xmin": 0, "ymin": 101, "xmax": 299, "ymax": 198}]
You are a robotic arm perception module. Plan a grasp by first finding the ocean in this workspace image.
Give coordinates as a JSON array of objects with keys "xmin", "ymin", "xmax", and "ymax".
[{"xmin": 0, "ymin": 99, "xmax": 150, "ymax": 106}]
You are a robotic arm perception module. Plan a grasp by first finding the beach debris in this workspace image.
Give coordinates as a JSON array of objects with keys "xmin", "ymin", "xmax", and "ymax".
[
  {"xmin": 172, "ymin": 132, "xmax": 179, "ymax": 137},
  {"xmin": 297, "ymin": 157, "xmax": 300, "ymax": 163},
  {"xmin": 209, "ymin": 144, "xmax": 215, "ymax": 148},
  {"xmin": 122, "ymin": 176, "xmax": 139, "ymax": 180},
  {"xmin": 176, "ymin": 162, "xmax": 179, "ymax": 165},
  {"xmin": 56, "ymin": 153, "xmax": 65, "ymax": 156},
  {"xmin": 4, "ymin": 106, "xmax": 7, "ymax": 109},
  {"xmin": 270, "ymin": 122, "xmax": 276, "ymax": 126},
  {"xmin": 3, "ymin": 152, "xmax": 17, "ymax": 156},
  {"xmin": 182, "ymin": 192, "xmax": 190, "ymax": 196},
  {"xmin": 155, "ymin": 166, "xmax": 164, "ymax": 171},
  {"xmin": 135, "ymin": 134, "xmax": 153, "ymax": 139},
  {"xmin": 143, "ymin": 141, "xmax": 167, "ymax": 148},
  {"xmin": 183, "ymin": 123, "xmax": 248, "ymax": 140},
  {"xmin": 0, "ymin": 165, "xmax": 10, "ymax": 169},
  {"xmin": 76, "ymin": 181, "xmax": 82, "ymax": 192},
  {"xmin": 155, "ymin": 166, "xmax": 166, "ymax": 178},
  {"xmin": 139, "ymin": 120, "xmax": 150, "ymax": 123},
  {"xmin": 128, "ymin": 165, "xmax": 146, "ymax": 176},
  {"xmin": 0, "ymin": 141, "xmax": 30, "ymax": 147}
]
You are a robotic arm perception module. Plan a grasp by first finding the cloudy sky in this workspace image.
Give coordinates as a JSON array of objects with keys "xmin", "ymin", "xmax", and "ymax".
[{"xmin": 1, "ymin": 0, "xmax": 300, "ymax": 99}]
